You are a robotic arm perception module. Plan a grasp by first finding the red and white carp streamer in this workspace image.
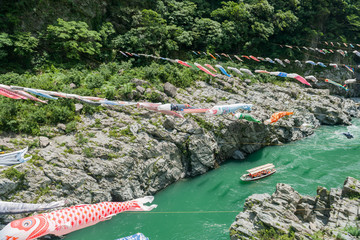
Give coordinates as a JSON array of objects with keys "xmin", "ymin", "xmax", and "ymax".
[
  {"xmin": 194, "ymin": 63, "xmax": 216, "ymax": 77},
  {"xmin": 0, "ymin": 196, "xmax": 157, "ymax": 240}
]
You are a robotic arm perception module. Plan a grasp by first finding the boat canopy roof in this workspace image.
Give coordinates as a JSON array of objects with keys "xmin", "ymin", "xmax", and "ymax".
[{"xmin": 246, "ymin": 163, "xmax": 275, "ymax": 174}]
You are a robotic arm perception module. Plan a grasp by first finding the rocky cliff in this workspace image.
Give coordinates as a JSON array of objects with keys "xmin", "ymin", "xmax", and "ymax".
[
  {"xmin": 230, "ymin": 177, "xmax": 360, "ymax": 240},
  {"xmin": 306, "ymin": 68, "xmax": 360, "ymax": 97},
  {"xmin": 0, "ymin": 76, "xmax": 359, "ymax": 226}
]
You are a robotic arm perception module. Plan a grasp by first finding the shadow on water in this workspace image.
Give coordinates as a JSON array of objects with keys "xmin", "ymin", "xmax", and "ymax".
[
  {"xmin": 196, "ymin": 179, "xmax": 208, "ymax": 187},
  {"xmin": 207, "ymin": 181, "xmax": 223, "ymax": 192}
]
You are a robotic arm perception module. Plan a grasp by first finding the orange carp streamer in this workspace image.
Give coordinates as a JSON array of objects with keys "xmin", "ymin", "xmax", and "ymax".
[{"xmin": 265, "ymin": 112, "xmax": 294, "ymax": 124}]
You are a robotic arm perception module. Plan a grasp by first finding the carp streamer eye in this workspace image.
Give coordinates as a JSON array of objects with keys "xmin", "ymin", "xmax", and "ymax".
[{"xmin": 22, "ymin": 219, "xmax": 34, "ymax": 228}]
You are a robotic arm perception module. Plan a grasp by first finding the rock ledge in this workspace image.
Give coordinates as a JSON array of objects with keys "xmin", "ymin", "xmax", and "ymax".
[{"xmin": 230, "ymin": 177, "xmax": 360, "ymax": 240}]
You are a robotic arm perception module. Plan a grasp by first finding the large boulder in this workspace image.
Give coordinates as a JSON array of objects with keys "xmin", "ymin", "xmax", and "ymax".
[
  {"xmin": 342, "ymin": 176, "xmax": 360, "ymax": 199},
  {"xmin": 164, "ymin": 82, "xmax": 177, "ymax": 97},
  {"xmin": 230, "ymin": 177, "xmax": 360, "ymax": 240}
]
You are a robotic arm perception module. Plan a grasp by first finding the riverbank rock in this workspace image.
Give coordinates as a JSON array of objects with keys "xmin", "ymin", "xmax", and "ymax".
[
  {"xmin": 39, "ymin": 136, "xmax": 50, "ymax": 148},
  {"xmin": 230, "ymin": 177, "xmax": 360, "ymax": 240},
  {"xmin": 164, "ymin": 82, "xmax": 177, "ymax": 97},
  {"xmin": 0, "ymin": 77, "xmax": 359, "ymax": 227}
]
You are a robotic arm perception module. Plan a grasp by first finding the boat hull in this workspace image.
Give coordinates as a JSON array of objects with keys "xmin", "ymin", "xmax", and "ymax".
[{"xmin": 240, "ymin": 169, "xmax": 276, "ymax": 181}]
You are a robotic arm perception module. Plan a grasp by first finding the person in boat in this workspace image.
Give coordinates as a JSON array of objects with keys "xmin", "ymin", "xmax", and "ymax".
[
  {"xmin": 241, "ymin": 163, "xmax": 276, "ymax": 181},
  {"xmin": 342, "ymin": 132, "xmax": 354, "ymax": 139}
]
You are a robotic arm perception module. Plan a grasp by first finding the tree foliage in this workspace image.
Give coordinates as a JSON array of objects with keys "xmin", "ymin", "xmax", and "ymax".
[
  {"xmin": 0, "ymin": 33, "xmax": 12, "ymax": 60},
  {"xmin": 0, "ymin": 0, "xmax": 359, "ymax": 69},
  {"xmin": 0, "ymin": 0, "xmax": 359, "ymax": 136},
  {"xmin": 113, "ymin": 9, "xmax": 183, "ymax": 55},
  {"xmin": 46, "ymin": 18, "xmax": 102, "ymax": 61},
  {"xmin": 13, "ymin": 32, "xmax": 38, "ymax": 56}
]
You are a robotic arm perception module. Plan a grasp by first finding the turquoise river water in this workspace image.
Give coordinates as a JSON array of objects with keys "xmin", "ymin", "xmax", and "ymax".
[{"xmin": 66, "ymin": 119, "xmax": 360, "ymax": 240}]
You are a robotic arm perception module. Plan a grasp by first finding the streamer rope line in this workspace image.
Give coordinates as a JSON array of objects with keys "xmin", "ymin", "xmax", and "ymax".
[
  {"xmin": 192, "ymin": 50, "xmax": 358, "ymax": 69},
  {"xmin": 124, "ymin": 207, "xmax": 342, "ymax": 214}
]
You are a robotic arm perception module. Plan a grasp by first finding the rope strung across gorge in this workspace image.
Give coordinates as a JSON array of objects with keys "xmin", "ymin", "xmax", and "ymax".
[
  {"xmin": 192, "ymin": 49, "xmax": 358, "ymax": 69},
  {"xmin": 214, "ymin": 141, "xmax": 360, "ymax": 147},
  {"xmin": 271, "ymin": 41, "xmax": 356, "ymax": 53},
  {"xmin": 125, "ymin": 207, "xmax": 340, "ymax": 214}
]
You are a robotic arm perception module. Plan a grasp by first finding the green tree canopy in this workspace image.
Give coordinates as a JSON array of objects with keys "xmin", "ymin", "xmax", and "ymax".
[
  {"xmin": 46, "ymin": 18, "xmax": 102, "ymax": 61},
  {"xmin": 0, "ymin": 33, "xmax": 12, "ymax": 59},
  {"xmin": 112, "ymin": 9, "xmax": 183, "ymax": 55}
]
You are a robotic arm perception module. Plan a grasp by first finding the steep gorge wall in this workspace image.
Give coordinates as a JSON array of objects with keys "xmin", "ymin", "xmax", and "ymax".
[{"xmin": 0, "ymin": 76, "xmax": 359, "ymax": 226}]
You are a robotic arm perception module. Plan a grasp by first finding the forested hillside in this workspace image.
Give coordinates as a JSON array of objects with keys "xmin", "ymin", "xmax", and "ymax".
[
  {"xmin": 1, "ymin": 0, "xmax": 360, "ymax": 70},
  {"xmin": 0, "ymin": 0, "xmax": 359, "ymax": 135}
]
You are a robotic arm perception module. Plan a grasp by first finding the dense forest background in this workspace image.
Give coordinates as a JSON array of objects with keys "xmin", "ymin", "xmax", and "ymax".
[
  {"xmin": 0, "ymin": 0, "xmax": 359, "ymax": 135},
  {"xmin": 1, "ymin": 0, "xmax": 360, "ymax": 71}
]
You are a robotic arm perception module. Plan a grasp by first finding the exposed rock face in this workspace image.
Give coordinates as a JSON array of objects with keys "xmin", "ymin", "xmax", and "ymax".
[
  {"xmin": 39, "ymin": 136, "xmax": 50, "ymax": 148},
  {"xmin": 0, "ymin": 77, "xmax": 359, "ymax": 227},
  {"xmin": 307, "ymin": 68, "xmax": 360, "ymax": 97},
  {"xmin": 163, "ymin": 82, "xmax": 177, "ymax": 97},
  {"xmin": 230, "ymin": 177, "xmax": 360, "ymax": 240}
]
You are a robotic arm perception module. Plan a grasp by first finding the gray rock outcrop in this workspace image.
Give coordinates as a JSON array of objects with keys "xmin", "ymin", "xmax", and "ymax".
[
  {"xmin": 230, "ymin": 177, "xmax": 360, "ymax": 240},
  {"xmin": 0, "ymin": 77, "xmax": 359, "ymax": 228},
  {"xmin": 163, "ymin": 82, "xmax": 177, "ymax": 97}
]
